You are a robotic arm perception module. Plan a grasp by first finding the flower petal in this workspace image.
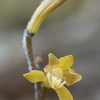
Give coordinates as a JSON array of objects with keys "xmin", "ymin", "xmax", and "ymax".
[
  {"xmin": 63, "ymin": 68, "xmax": 82, "ymax": 86},
  {"xmin": 23, "ymin": 70, "xmax": 46, "ymax": 83},
  {"xmin": 48, "ymin": 53, "xmax": 59, "ymax": 65},
  {"xmin": 44, "ymin": 53, "xmax": 59, "ymax": 72},
  {"xmin": 58, "ymin": 55, "xmax": 74, "ymax": 70},
  {"xmin": 55, "ymin": 86, "xmax": 73, "ymax": 100}
]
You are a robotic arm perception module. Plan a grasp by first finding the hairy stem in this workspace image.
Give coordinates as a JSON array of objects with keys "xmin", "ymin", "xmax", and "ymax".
[
  {"xmin": 23, "ymin": 29, "xmax": 37, "ymax": 71},
  {"xmin": 23, "ymin": 30, "xmax": 47, "ymax": 100}
]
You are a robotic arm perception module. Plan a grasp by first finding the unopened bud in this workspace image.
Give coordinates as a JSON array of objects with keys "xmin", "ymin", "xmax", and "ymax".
[{"xmin": 27, "ymin": 0, "xmax": 67, "ymax": 34}]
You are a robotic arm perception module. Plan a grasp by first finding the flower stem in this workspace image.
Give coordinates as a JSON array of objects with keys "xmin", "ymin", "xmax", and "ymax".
[
  {"xmin": 35, "ymin": 54, "xmax": 47, "ymax": 100},
  {"xmin": 34, "ymin": 83, "xmax": 47, "ymax": 100},
  {"xmin": 23, "ymin": 29, "xmax": 37, "ymax": 71},
  {"xmin": 23, "ymin": 30, "xmax": 47, "ymax": 100}
]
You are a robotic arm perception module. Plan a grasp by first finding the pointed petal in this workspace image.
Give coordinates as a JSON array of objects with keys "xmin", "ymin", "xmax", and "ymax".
[
  {"xmin": 44, "ymin": 53, "xmax": 59, "ymax": 73},
  {"xmin": 63, "ymin": 68, "xmax": 82, "ymax": 86},
  {"xmin": 23, "ymin": 70, "xmax": 46, "ymax": 83},
  {"xmin": 55, "ymin": 86, "xmax": 73, "ymax": 100},
  {"xmin": 58, "ymin": 55, "xmax": 74, "ymax": 70},
  {"xmin": 48, "ymin": 53, "xmax": 59, "ymax": 65}
]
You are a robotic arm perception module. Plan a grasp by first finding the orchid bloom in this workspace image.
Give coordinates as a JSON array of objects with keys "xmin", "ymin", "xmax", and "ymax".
[{"xmin": 23, "ymin": 53, "xmax": 82, "ymax": 100}]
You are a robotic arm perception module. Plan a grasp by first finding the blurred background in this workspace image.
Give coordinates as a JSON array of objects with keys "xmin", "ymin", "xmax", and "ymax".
[{"xmin": 0, "ymin": 0, "xmax": 100, "ymax": 100}]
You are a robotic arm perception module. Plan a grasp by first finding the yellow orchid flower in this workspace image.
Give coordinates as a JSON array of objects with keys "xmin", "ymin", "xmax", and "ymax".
[{"xmin": 23, "ymin": 53, "xmax": 82, "ymax": 100}]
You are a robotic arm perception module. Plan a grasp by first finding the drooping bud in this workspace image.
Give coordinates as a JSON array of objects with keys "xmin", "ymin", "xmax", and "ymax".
[{"xmin": 27, "ymin": 0, "xmax": 67, "ymax": 34}]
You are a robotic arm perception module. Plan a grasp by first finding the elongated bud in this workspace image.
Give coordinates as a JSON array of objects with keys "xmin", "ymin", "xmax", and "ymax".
[{"xmin": 27, "ymin": 0, "xmax": 67, "ymax": 34}]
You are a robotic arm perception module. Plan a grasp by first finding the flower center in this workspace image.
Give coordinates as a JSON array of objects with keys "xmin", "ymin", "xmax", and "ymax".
[
  {"xmin": 46, "ymin": 68, "xmax": 66, "ymax": 89},
  {"xmin": 52, "ymin": 68, "xmax": 63, "ymax": 78}
]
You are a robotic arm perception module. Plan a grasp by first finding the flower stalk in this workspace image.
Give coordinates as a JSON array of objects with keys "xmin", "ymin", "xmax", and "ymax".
[
  {"xmin": 23, "ymin": 29, "xmax": 37, "ymax": 71},
  {"xmin": 22, "ymin": 0, "xmax": 77, "ymax": 100},
  {"xmin": 33, "ymin": 83, "xmax": 47, "ymax": 100}
]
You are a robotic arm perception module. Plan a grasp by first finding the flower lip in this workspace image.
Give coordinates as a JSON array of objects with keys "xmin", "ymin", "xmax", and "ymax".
[
  {"xmin": 52, "ymin": 68, "xmax": 63, "ymax": 78},
  {"xmin": 46, "ymin": 68, "xmax": 66, "ymax": 89}
]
